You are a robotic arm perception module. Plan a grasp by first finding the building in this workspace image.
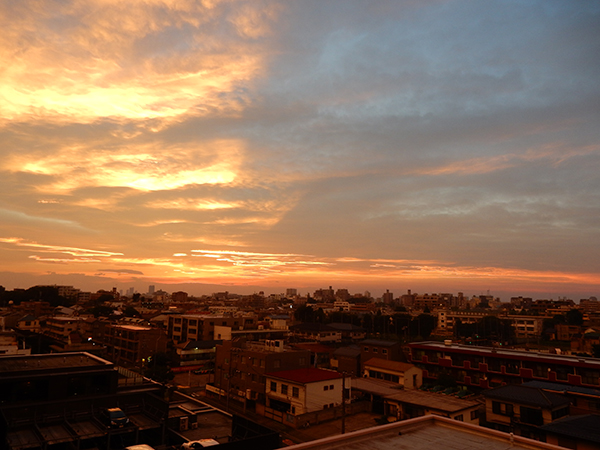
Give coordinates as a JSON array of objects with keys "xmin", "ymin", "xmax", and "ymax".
[
  {"xmin": 330, "ymin": 346, "xmax": 361, "ymax": 376},
  {"xmin": 360, "ymin": 339, "xmax": 404, "ymax": 364},
  {"xmin": 522, "ymin": 380, "xmax": 600, "ymax": 416},
  {"xmin": 42, "ymin": 316, "xmax": 86, "ymax": 341},
  {"xmin": 212, "ymin": 340, "xmax": 311, "ymax": 410},
  {"xmin": 171, "ymin": 291, "xmax": 188, "ymax": 302},
  {"xmin": 408, "ymin": 340, "xmax": 600, "ymax": 390},
  {"xmin": 0, "ymin": 331, "xmax": 30, "ymax": 356},
  {"xmin": 264, "ymin": 367, "xmax": 345, "ymax": 416},
  {"xmin": 541, "ymin": 414, "xmax": 600, "ymax": 449},
  {"xmin": 283, "ymin": 414, "xmax": 563, "ymax": 450},
  {"xmin": 362, "ymin": 358, "xmax": 422, "ymax": 389},
  {"xmin": 289, "ymin": 323, "xmax": 342, "ymax": 343},
  {"xmin": 0, "ymin": 352, "xmax": 169, "ymax": 450},
  {"xmin": 351, "ymin": 377, "xmax": 479, "ymax": 423},
  {"xmin": 168, "ymin": 314, "xmax": 250, "ymax": 343},
  {"xmin": 483, "ymin": 384, "xmax": 570, "ymax": 440},
  {"xmin": 175, "ymin": 339, "xmax": 220, "ymax": 369},
  {"xmin": 101, "ymin": 324, "xmax": 168, "ymax": 367}
]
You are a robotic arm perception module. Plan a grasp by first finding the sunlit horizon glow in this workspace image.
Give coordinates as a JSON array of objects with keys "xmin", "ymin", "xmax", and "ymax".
[{"xmin": 0, "ymin": 1, "xmax": 598, "ymax": 300}]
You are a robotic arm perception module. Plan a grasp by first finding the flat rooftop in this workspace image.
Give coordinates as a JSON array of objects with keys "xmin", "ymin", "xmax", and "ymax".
[
  {"xmin": 285, "ymin": 415, "xmax": 564, "ymax": 450},
  {"xmin": 0, "ymin": 352, "xmax": 111, "ymax": 373}
]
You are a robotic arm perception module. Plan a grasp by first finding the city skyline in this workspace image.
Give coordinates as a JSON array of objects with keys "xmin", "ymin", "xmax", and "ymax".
[{"xmin": 1, "ymin": 1, "xmax": 599, "ymax": 300}]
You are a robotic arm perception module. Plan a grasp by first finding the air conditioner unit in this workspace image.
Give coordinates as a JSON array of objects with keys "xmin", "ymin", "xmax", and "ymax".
[{"xmin": 180, "ymin": 416, "xmax": 189, "ymax": 431}]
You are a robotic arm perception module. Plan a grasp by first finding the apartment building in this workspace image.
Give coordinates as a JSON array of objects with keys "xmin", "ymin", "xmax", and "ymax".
[
  {"xmin": 212, "ymin": 340, "xmax": 310, "ymax": 410},
  {"xmin": 408, "ymin": 340, "xmax": 600, "ymax": 390},
  {"xmin": 101, "ymin": 324, "xmax": 168, "ymax": 366},
  {"xmin": 168, "ymin": 314, "xmax": 251, "ymax": 343}
]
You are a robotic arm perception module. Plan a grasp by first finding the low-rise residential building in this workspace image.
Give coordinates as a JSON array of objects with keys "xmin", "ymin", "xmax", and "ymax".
[
  {"xmin": 483, "ymin": 384, "xmax": 570, "ymax": 440},
  {"xmin": 362, "ymin": 358, "xmax": 422, "ymax": 389},
  {"xmin": 360, "ymin": 339, "xmax": 405, "ymax": 363},
  {"xmin": 43, "ymin": 316, "xmax": 86, "ymax": 341},
  {"xmin": 289, "ymin": 323, "xmax": 342, "ymax": 343},
  {"xmin": 330, "ymin": 345, "xmax": 361, "ymax": 376},
  {"xmin": 351, "ymin": 377, "xmax": 479, "ymax": 424},
  {"xmin": 264, "ymin": 367, "xmax": 346, "ymax": 416}
]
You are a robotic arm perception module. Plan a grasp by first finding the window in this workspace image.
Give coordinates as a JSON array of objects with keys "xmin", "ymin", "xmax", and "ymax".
[
  {"xmin": 292, "ymin": 387, "xmax": 299, "ymax": 398},
  {"xmin": 273, "ymin": 360, "xmax": 281, "ymax": 369},
  {"xmin": 281, "ymin": 384, "xmax": 288, "ymax": 395},
  {"xmin": 364, "ymin": 347, "xmax": 369, "ymax": 352},
  {"xmin": 174, "ymin": 327, "xmax": 181, "ymax": 332},
  {"xmin": 454, "ymin": 414, "xmax": 463, "ymax": 421},
  {"xmin": 551, "ymin": 407, "xmax": 569, "ymax": 421},
  {"xmin": 324, "ymin": 385, "xmax": 329, "ymax": 391},
  {"xmin": 373, "ymin": 348, "xmax": 378, "ymax": 353},
  {"xmin": 329, "ymin": 384, "xmax": 334, "ymax": 390},
  {"xmin": 492, "ymin": 401, "xmax": 513, "ymax": 416},
  {"xmin": 382, "ymin": 349, "xmax": 388, "ymax": 355},
  {"xmin": 270, "ymin": 381, "xmax": 277, "ymax": 392},
  {"xmin": 470, "ymin": 410, "xmax": 479, "ymax": 420},
  {"xmin": 520, "ymin": 406, "xmax": 543, "ymax": 426}
]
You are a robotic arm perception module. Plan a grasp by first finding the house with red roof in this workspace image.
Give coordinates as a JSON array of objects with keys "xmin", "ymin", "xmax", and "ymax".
[{"xmin": 263, "ymin": 367, "xmax": 349, "ymax": 417}]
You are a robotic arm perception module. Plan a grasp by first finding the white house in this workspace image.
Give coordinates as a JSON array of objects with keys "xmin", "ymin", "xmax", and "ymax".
[{"xmin": 265, "ymin": 367, "xmax": 348, "ymax": 415}]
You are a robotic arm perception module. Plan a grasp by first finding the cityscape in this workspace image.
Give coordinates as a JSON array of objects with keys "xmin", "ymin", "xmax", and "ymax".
[
  {"xmin": 1, "ymin": 282, "xmax": 600, "ymax": 449},
  {"xmin": 1, "ymin": 0, "xmax": 599, "ymax": 450}
]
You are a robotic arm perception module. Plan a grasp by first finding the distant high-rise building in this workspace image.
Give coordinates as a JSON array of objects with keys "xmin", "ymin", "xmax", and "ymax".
[
  {"xmin": 382, "ymin": 290, "xmax": 394, "ymax": 304},
  {"xmin": 286, "ymin": 288, "xmax": 297, "ymax": 297},
  {"xmin": 149, "ymin": 285, "xmax": 155, "ymax": 295}
]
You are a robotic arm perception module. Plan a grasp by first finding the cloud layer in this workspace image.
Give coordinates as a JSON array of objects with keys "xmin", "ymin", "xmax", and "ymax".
[{"xmin": 0, "ymin": 0, "xmax": 599, "ymax": 298}]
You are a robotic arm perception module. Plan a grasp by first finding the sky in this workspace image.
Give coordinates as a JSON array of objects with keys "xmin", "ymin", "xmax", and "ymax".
[{"xmin": 0, "ymin": 0, "xmax": 599, "ymax": 300}]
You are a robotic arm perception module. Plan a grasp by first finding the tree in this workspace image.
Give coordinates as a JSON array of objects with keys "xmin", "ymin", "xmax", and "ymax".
[
  {"xmin": 124, "ymin": 306, "xmax": 140, "ymax": 317},
  {"xmin": 294, "ymin": 305, "xmax": 314, "ymax": 323},
  {"xmin": 566, "ymin": 309, "xmax": 584, "ymax": 326}
]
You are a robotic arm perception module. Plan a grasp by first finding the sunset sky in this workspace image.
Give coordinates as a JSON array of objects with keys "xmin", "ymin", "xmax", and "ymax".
[{"xmin": 1, "ymin": 0, "xmax": 599, "ymax": 300}]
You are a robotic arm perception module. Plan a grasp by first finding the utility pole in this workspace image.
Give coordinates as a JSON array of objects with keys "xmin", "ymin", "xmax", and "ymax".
[{"xmin": 341, "ymin": 373, "xmax": 346, "ymax": 434}]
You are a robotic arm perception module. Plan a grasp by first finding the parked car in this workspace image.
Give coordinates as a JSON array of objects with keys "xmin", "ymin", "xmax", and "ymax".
[{"xmin": 101, "ymin": 407, "xmax": 130, "ymax": 428}]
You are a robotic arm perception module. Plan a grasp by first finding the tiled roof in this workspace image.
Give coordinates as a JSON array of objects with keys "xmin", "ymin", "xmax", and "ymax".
[
  {"xmin": 541, "ymin": 415, "xmax": 600, "ymax": 443},
  {"xmin": 267, "ymin": 367, "xmax": 342, "ymax": 384},
  {"xmin": 483, "ymin": 384, "xmax": 570, "ymax": 408},
  {"xmin": 292, "ymin": 343, "xmax": 334, "ymax": 353},
  {"xmin": 333, "ymin": 346, "xmax": 361, "ymax": 357},
  {"xmin": 363, "ymin": 357, "xmax": 416, "ymax": 373},
  {"xmin": 523, "ymin": 380, "xmax": 600, "ymax": 398},
  {"xmin": 360, "ymin": 339, "xmax": 400, "ymax": 347}
]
